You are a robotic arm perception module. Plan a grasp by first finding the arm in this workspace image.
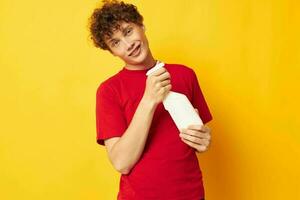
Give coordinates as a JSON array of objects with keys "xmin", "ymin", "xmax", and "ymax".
[
  {"xmin": 104, "ymin": 67, "xmax": 171, "ymax": 174},
  {"xmin": 105, "ymin": 98, "xmax": 156, "ymax": 174},
  {"xmin": 179, "ymin": 69, "xmax": 213, "ymax": 153}
]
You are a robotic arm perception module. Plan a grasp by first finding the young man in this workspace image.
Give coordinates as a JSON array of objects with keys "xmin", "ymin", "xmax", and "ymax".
[{"xmin": 89, "ymin": 1, "xmax": 213, "ymax": 199}]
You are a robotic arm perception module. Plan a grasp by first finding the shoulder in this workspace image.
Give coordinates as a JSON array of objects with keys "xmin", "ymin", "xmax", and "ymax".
[
  {"xmin": 165, "ymin": 62, "xmax": 196, "ymax": 78},
  {"xmin": 165, "ymin": 63, "xmax": 195, "ymax": 74},
  {"xmin": 96, "ymin": 71, "xmax": 122, "ymax": 96}
]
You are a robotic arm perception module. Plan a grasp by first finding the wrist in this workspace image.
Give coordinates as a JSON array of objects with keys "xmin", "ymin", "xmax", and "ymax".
[{"xmin": 140, "ymin": 97, "xmax": 157, "ymax": 111}]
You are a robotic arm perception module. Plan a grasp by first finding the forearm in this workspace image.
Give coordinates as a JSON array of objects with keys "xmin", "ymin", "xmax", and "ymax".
[{"xmin": 110, "ymin": 97, "xmax": 157, "ymax": 174}]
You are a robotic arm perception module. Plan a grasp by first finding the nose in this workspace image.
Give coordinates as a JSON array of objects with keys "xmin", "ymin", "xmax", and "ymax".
[
  {"xmin": 122, "ymin": 38, "xmax": 134, "ymax": 52},
  {"xmin": 127, "ymin": 43, "xmax": 135, "ymax": 52}
]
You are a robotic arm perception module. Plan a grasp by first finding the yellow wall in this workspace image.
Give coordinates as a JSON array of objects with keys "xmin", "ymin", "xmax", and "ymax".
[{"xmin": 1, "ymin": 0, "xmax": 299, "ymax": 199}]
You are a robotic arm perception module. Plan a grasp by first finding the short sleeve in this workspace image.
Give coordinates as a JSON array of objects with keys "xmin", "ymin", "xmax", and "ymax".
[
  {"xmin": 190, "ymin": 69, "xmax": 213, "ymax": 124},
  {"xmin": 96, "ymin": 83, "xmax": 127, "ymax": 146}
]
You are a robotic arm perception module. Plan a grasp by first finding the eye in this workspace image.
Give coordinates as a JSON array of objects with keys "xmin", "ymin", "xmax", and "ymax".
[
  {"xmin": 112, "ymin": 40, "xmax": 119, "ymax": 47},
  {"xmin": 126, "ymin": 28, "xmax": 133, "ymax": 35}
]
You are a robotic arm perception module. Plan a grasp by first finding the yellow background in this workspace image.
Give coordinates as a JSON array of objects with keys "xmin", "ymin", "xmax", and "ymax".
[{"xmin": 1, "ymin": 0, "xmax": 299, "ymax": 199}]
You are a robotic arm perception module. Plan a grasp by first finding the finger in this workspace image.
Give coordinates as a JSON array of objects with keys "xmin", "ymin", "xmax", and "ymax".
[
  {"xmin": 179, "ymin": 133, "xmax": 209, "ymax": 145},
  {"xmin": 165, "ymin": 84, "xmax": 172, "ymax": 92},
  {"xmin": 157, "ymin": 71, "xmax": 171, "ymax": 81},
  {"xmin": 187, "ymin": 124, "xmax": 202, "ymax": 131},
  {"xmin": 162, "ymin": 84, "xmax": 172, "ymax": 93},
  {"xmin": 159, "ymin": 79, "xmax": 171, "ymax": 87},
  {"xmin": 151, "ymin": 67, "xmax": 166, "ymax": 76},
  {"xmin": 188, "ymin": 124, "xmax": 210, "ymax": 133},
  {"xmin": 158, "ymin": 83, "xmax": 172, "ymax": 94},
  {"xmin": 196, "ymin": 145, "xmax": 208, "ymax": 153},
  {"xmin": 181, "ymin": 138, "xmax": 207, "ymax": 152},
  {"xmin": 181, "ymin": 137, "xmax": 199, "ymax": 147},
  {"xmin": 180, "ymin": 128, "xmax": 209, "ymax": 139},
  {"xmin": 194, "ymin": 108, "xmax": 199, "ymax": 114},
  {"xmin": 202, "ymin": 126, "xmax": 211, "ymax": 133}
]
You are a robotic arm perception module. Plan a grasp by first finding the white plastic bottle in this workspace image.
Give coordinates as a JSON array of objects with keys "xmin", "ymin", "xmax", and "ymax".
[{"xmin": 146, "ymin": 61, "xmax": 203, "ymax": 131}]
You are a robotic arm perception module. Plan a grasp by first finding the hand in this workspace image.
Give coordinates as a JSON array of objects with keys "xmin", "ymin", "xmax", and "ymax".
[
  {"xmin": 142, "ymin": 67, "xmax": 172, "ymax": 106},
  {"xmin": 179, "ymin": 109, "xmax": 211, "ymax": 153}
]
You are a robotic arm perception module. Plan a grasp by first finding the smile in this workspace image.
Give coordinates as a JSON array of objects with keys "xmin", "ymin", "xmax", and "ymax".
[{"xmin": 129, "ymin": 44, "xmax": 141, "ymax": 57}]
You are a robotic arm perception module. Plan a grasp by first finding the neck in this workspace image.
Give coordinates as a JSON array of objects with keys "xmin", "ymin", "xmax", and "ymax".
[{"xmin": 124, "ymin": 51, "xmax": 157, "ymax": 70}]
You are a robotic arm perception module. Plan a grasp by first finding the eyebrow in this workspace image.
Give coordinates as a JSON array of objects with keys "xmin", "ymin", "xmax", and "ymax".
[{"xmin": 107, "ymin": 38, "xmax": 115, "ymax": 44}]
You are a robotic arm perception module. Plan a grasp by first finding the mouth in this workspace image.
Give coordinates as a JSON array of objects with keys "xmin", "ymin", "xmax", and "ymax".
[{"xmin": 129, "ymin": 44, "xmax": 141, "ymax": 57}]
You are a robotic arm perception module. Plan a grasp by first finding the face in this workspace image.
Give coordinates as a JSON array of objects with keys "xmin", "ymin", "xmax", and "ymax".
[{"xmin": 104, "ymin": 21, "xmax": 150, "ymax": 65}]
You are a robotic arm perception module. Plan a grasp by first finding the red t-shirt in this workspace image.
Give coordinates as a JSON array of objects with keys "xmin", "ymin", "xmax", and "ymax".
[{"xmin": 96, "ymin": 63, "xmax": 213, "ymax": 200}]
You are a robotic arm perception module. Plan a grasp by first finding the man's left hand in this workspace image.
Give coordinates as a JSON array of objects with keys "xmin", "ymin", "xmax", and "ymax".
[{"xmin": 179, "ymin": 109, "xmax": 211, "ymax": 153}]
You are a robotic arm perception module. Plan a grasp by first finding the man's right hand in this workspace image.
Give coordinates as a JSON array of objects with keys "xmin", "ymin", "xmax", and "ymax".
[{"xmin": 142, "ymin": 67, "xmax": 172, "ymax": 106}]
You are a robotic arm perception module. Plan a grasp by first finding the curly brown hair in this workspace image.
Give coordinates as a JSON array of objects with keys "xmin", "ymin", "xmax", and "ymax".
[{"xmin": 88, "ymin": 0, "xmax": 144, "ymax": 51}]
